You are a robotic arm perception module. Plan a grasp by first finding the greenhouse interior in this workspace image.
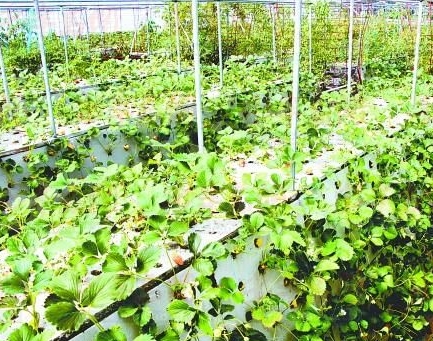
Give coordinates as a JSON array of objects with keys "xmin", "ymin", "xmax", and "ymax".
[{"xmin": 2, "ymin": 0, "xmax": 433, "ymax": 340}]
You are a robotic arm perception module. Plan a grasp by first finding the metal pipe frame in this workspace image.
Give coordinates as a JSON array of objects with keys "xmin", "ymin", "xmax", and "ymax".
[
  {"xmin": 192, "ymin": 0, "xmax": 204, "ymax": 152},
  {"xmin": 0, "ymin": 45, "xmax": 11, "ymax": 105},
  {"xmin": 33, "ymin": 0, "xmax": 57, "ymax": 136},
  {"xmin": 291, "ymin": 0, "xmax": 302, "ymax": 189},
  {"xmin": 347, "ymin": 0, "xmax": 354, "ymax": 103},
  {"xmin": 174, "ymin": 2, "xmax": 182, "ymax": 74},
  {"xmin": 217, "ymin": 1, "xmax": 224, "ymax": 88},
  {"xmin": 411, "ymin": 0, "xmax": 423, "ymax": 105},
  {"xmin": 60, "ymin": 6, "xmax": 70, "ymax": 81},
  {"xmin": 271, "ymin": 4, "xmax": 277, "ymax": 63}
]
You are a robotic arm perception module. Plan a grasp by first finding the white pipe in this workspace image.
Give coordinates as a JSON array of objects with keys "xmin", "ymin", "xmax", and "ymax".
[
  {"xmin": 146, "ymin": 7, "xmax": 151, "ymax": 57},
  {"xmin": 291, "ymin": 0, "xmax": 302, "ymax": 189},
  {"xmin": 271, "ymin": 4, "xmax": 277, "ymax": 63},
  {"xmin": 347, "ymin": 0, "xmax": 354, "ymax": 103},
  {"xmin": 33, "ymin": 0, "xmax": 57, "ymax": 136},
  {"xmin": 217, "ymin": 1, "xmax": 223, "ymax": 88},
  {"xmin": 0, "ymin": 46, "xmax": 11, "ymax": 105},
  {"xmin": 192, "ymin": 0, "xmax": 204, "ymax": 152},
  {"xmin": 60, "ymin": 7, "xmax": 70, "ymax": 81},
  {"xmin": 84, "ymin": 8, "xmax": 90, "ymax": 43},
  {"xmin": 174, "ymin": 2, "xmax": 181, "ymax": 73},
  {"xmin": 308, "ymin": 5, "xmax": 312, "ymax": 74},
  {"xmin": 411, "ymin": 1, "xmax": 423, "ymax": 105}
]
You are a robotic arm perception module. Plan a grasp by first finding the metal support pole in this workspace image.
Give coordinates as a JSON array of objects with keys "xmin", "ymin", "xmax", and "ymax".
[
  {"xmin": 217, "ymin": 1, "xmax": 224, "ymax": 88},
  {"xmin": 272, "ymin": 4, "xmax": 277, "ymax": 63},
  {"xmin": 84, "ymin": 8, "xmax": 90, "ymax": 43},
  {"xmin": 174, "ymin": 2, "xmax": 182, "ymax": 74},
  {"xmin": 308, "ymin": 5, "xmax": 312, "ymax": 74},
  {"xmin": 347, "ymin": 0, "xmax": 354, "ymax": 103},
  {"xmin": 0, "ymin": 46, "xmax": 11, "ymax": 105},
  {"xmin": 60, "ymin": 7, "xmax": 70, "ymax": 80},
  {"xmin": 291, "ymin": 0, "xmax": 302, "ymax": 189},
  {"xmin": 146, "ymin": 7, "xmax": 151, "ymax": 57},
  {"xmin": 33, "ymin": 0, "xmax": 57, "ymax": 136},
  {"xmin": 411, "ymin": 1, "xmax": 423, "ymax": 105},
  {"xmin": 192, "ymin": 0, "xmax": 204, "ymax": 152}
]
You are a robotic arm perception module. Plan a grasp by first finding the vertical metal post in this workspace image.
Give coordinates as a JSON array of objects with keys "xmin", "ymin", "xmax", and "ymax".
[
  {"xmin": 84, "ymin": 8, "xmax": 90, "ymax": 43},
  {"xmin": 411, "ymin": 1, "xmax": 423, "ymax": 105},
  {"xmin": 33, "ymin": 0, "xmax": 57, "ymax": 136},
  {"xmin": 60, "ymin": 7, "xmax": 70, "ymax": 80},
  {"xmin": 308, "ymin": 5, "xmax": 312, "ymax": 74},
  {"xmin": 272, "ymin": 4, "xmax": 277, "ymax": 63},
  {"xmin": 98, "ymin": 8, "xmax": 103, "ymax": 45},
  {"xmin": 8, "ymin": 10, "xmax": 13, "ymax": 26},
  {"xmin": 174, "ymin": 2, "xmax": 182, "ymax": 74},
  {"xmin": 217, "ymin": 1, "xmax": 224, "ymax": 88},
  {"xmin": 291, "ymin": 0, "xmax": 302, "ymax": 189},
  {"xmin": 192, "ymin": 0, "xmax": 204, "ymax": 152},
  {"xmin": 0, "ymin": 45, "xmax": 11, "ymax": 105},
  {"xmin": 347, "ymin": 0, "xmax": 354, "ymax": 103},
  {"xmin": 146, "ymin": 7, "xmax": 151, "ymax": 57}
]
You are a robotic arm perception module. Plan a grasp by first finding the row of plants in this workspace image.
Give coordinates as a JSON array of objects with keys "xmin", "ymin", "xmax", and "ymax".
[
  {"xmin": 0, "ymin": 0, "xmax": 430, "ymax": 95},
  {"xmin": 0, "ymin": 67, "xmax": 431, "ymax": 340},
  {"xmin": 0, "ymin": 57, "xmax": 295, "ymax": 140}
]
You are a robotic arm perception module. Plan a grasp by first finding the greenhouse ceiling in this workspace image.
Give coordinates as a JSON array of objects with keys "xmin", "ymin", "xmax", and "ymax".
[{"xmin": 0, "ymin": 0, "xmax": 424, "ymax": 9}]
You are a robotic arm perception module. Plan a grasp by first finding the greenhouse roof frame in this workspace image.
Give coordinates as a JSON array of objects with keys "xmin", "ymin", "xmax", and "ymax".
[{"xmin": 0, "ymin": 0, "xmax": 425, "ymax": 10}]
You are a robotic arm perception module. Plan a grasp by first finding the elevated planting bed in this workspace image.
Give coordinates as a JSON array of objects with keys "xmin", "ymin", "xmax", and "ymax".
[{"xmin": 1, "ymin": 78, "xmax": 425, "ymax": 341}]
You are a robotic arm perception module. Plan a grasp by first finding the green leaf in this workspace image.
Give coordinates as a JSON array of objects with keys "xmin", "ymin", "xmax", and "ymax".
[
  {"xmin": 50, "ymin": 271, "xmax": 80, "ymax": 301},
  {"xmin": 342, "ymin": 294, "xmax": 358, "ymax": 305},
  {"xmin": 309, "ymin": 276, "xmax": 326, "ymax": 295},
  {"xmin": 81, "ymin": 273, "xmax": 116, "ymax": 307},
  {"xmin": 112, "ymin": 274, "xmax": 136, "ymax": 300},
  {"xmin": 360, "ymin": 189, "xmax": 376, "ymax": 203},
  {"xmin": 314, "ymin": 260, "xmax": 339, "ymax": 273},
  {"xmin": 9, "ymin": 257, "xmax": 33, "ymax": 280},
  {"xmin": 335, "ymin": 239, "xmax": 354, "ymax": 261},
  {"xmin": 95, "ymin": 326, "xmax": 127, "ymax": 341},
  {"xmin": 377, "ymin": 199, "xmax": 395, "ymax": 217},
  {"xmin": 45, "ymin": 301, "xmax": 86, "ymax": 331},
  {"xmin": 262, "ymin": 311, "xmax": 283, "ymax": 328},
  {"xmin": 102, "ymin": 253, "xmax": 129, "ymax": 273},
  {"xmin": 192, "ymin": 258, "xmax": 214, "ymax": 276},
  {"xmin": 133, "ymin": 335, "xmax": 156, "ymax": 341},
  {"xmin": 50, "ymin": 173, "xmax": 69, "ymax": 190},
  {"xmin": 250, "ymin": 212, "xmax": 265, "ymax": 230},
  {"xmin": 133, "ymin": 306, "xmax": 152, "ymax": 327},
  {"xmin": 136, "ymin": 247, "xmax": 161, "ymax": 274},
  {"xmin": 379, "ymin": 184, "xmax": 396, "ymax": 198},
  {"xmin": 167, "ymin": 300, "xmax": 196, "ymax": 323},
  {"xmin": 0, "ymin": 274, "xmax": 25, "ymax": 294},
  {"xmin": 8, "ymin": 324, "xmax": 37, "ymax": 341},
  {"xmin": 188, "ymin": 233, "xmax": 201, "ymax": 255},
  {"xmin": 197, "ymin": 311, "xmax": 213, "ymax": 335},
  {"xmin": 118, "ymin": 306, "xmax": 138, "ymax": 318},
  {"xmin": 168, "ymin": 222, "xmax": 189, "ymax": 237},
  {"xmin": 201, "ymin": 242, "xmax": 226, "ymax": 259}
]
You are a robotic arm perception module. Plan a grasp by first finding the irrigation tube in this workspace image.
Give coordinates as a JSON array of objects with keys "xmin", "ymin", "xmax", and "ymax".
[
  {"xmin": 0, "ymin": 45, "xmax": 11, "ymax": 105},
  {"xmin": 291, "ymin": 0, "xmax": 302, "ymax": 189},
  {"xmin": 271, "ymin": 4, "xmax": 277, "ymax": 63},
  {"xmin": 347, "ymin": 0, "xmax": 354, "ymax": 103},
  {"xmin": 192, "ymin": 0, "xmax": 204, "ymax": 152},
  {"xmin": 60, "ymin": 7, "xmax": 70, "ymax": 81},
  {"xmin": 217, "ymin": 1, "xmax": 223, "ymax": 88},
  {"xmin": 33, "ymin": 0, "xmax": 57, "ymax": 136},
  {"xmin": 174, "ymin": 2, "xmax": 182, "ymax": 74},
  {"xmin": 411, "ymin": 0, "xmax": 423, "ymax": 106}
]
